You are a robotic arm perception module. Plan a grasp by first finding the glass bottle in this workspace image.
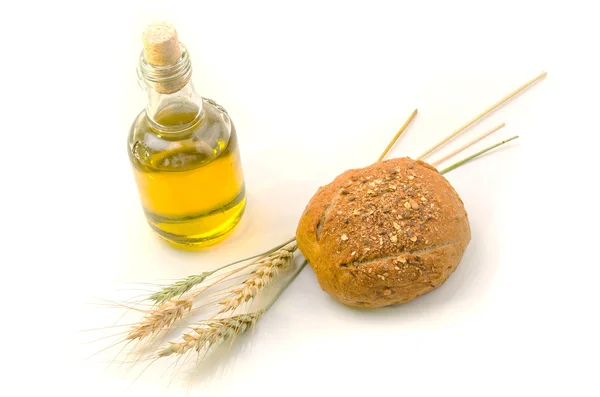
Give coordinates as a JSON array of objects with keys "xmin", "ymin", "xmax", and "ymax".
[{"xmin": 128, "ymin": 23, "xmax": 246, "ymax": 249}]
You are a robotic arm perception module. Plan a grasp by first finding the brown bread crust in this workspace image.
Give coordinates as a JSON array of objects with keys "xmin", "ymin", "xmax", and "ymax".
[{"xmin": 296, "ymin": 157, "xmax": 471, "ymax": 308}]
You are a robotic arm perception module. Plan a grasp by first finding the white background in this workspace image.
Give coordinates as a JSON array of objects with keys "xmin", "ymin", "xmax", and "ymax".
[{"xmin": 2, "ymin": 0, "xmax": 599, "ymax": 396}]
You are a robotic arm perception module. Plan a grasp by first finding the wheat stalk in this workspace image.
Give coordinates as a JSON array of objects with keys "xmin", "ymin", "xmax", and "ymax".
[
  {"xmin": 438, "ymin": 136, "xmax": 519, "ymax": 174},
  {"xmin": 157, "ymin": 311, "xmax": 263, "ymax": 357},
  {"xmin": 417, "ymin": 71, "xmax": 545, "ymax": 160},
  {"xmin": 218, "ymin": 244, "xmax": 297, "ymax": 314},
  {"xmin": 126, "ymin": 298, "xmax": 194, "ymax": 341}
]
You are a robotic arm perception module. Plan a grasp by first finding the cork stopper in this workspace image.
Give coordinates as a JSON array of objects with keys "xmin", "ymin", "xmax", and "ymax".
[
  {"xmin": 142, "ymin": 23, "xmax": 182, "ymax": 66},
  {"xmin": 140, "ymin": 22, "xmax": 191, "ymax": 94}
]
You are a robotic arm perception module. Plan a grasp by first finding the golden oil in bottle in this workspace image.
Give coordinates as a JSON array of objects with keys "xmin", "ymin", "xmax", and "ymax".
[{"xmin": 128, "ymin": 23, "xmax": 246, "ymax": 249}]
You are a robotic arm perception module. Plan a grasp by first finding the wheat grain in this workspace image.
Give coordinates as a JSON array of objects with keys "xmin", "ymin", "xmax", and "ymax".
[
  {"xmin": 218, "ymin": 244, "xmax": 297, "ymax": 314},
  {"xmin": 158, "ymin": 312, "xmax": 262, "ymax": 357},
  {"xmin": 126, "ymin": 298, "xmax": 194, "ymax": 341}
]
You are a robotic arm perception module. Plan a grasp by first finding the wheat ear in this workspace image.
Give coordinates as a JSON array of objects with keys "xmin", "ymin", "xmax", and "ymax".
[
  {"xmin": 126, "ymin": 298, "xmax": 194, "ymax": 341},
  {"xmin": 157, "ymin": 312, "xmax": 263, "ymax": 357},
  {"xmin": 149, "ymin": 273, "xmax": 213, "ymax": 305},
  {"xmin": 217, "ymin": 244, "xmax": 297, "ymax": 314}
]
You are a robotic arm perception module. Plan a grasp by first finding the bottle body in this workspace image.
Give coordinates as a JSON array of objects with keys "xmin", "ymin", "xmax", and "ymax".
[{"xmin": 128, "ymin": 97, "xmax": 246, "ymax": 249}]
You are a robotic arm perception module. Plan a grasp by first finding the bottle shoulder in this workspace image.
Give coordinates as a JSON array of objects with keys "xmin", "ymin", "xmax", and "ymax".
[{"xmin": 128, "ymin": 98, "xmax": 235, "ymax": 172}]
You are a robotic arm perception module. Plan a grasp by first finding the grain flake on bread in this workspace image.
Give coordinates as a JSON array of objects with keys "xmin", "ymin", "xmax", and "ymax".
[{"xmin": 296, "ymin": 157, "xmax": 471, "ymax": 308}]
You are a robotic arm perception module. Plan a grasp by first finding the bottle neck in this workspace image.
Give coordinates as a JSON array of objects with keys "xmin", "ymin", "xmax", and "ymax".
[{"xmin": 137, "ymin": 44, "xmax": 203, "ymax": 130}]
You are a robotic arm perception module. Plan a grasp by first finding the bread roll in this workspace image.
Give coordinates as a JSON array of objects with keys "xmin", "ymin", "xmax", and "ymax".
[{"xmin": 296, "ymin": 157, "xmax": 471, "ymax": 308}]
